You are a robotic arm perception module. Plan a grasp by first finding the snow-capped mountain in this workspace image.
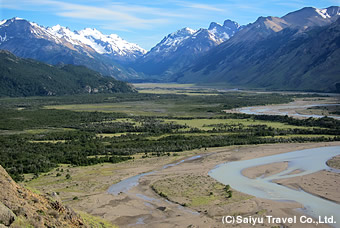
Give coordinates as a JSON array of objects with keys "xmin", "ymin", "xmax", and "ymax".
[
  {"xmin": 47, "ymin": 25, "xmax": 146, "ymax": 61},
  {"xmin": 0, "ymin": 18, "xmax": 145, "ymax": 61},
  {"xmin": 146, "ymin": 20, "xmax": 241, "ymax": 58},
  {"xmin": 175, "ymin": 6, "xmax": 340, "ymax": 92},
  {"xmin": 208, "ymin": 20, "xmax": 242, "ymax": 42},
  {"xmin": 282, "ymin": 6, "xmax": 340, "ymax": 27},
  {"xmin": 131, "ymin": 19, "xmax": 242, "ymax": 77},
  {"xmin": 0, "ymin": 17, "xmax": 145, "ymax": 79},
  {"xmin": 149, "ymin": 27, "xmax": 197, "ymax": 55}
]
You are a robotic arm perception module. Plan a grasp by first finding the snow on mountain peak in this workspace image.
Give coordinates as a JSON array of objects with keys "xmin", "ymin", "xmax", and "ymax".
[
  {"xmin": 0, "ymin": 20, "xmax": 7, "ymax": 26},
  {"xmin": 170, "ymin": 27, "xmax": 197, "ymax": 38},
  {"xmin": 12, "ymin": 17, "xmax": 24, "ymax": 21},
  {"xmin": 45, "ymin": 24, "xmax": 146, "ymax": 57},
  {"xmin": 0, "ymin": 18, "xmax": 31, "ymax": 27},
  {"xmin": 207, "ymin": 19, "xmax": 242, "ymax": 43},
  {"xmin": 183, "ymin": 27, "xmax": 197, "ymax": 34},
  {"xmin": 316, "ymin": 8, "xmax": 331, "ymax": 19},
  {"xmin": 78, "ymin": 28, "xmax": 103, "ymax": 39},
  {"xmin": 148, "ymin": 20, "xmax": 243, "ymax": 56},
  {"xmin": 0, "ymin": 17, "xmax": 145, "ymax": 60},
  {"xmin": 77, "ymin": 28, "xmax": 146, "ymax": 56},
  {"xmin": 50, "ymin": 24, "xmax": 64, "ymax": 32},
  {"xmin": 152, "ymin": 27, "xmax": 197, "ymax": 51}
]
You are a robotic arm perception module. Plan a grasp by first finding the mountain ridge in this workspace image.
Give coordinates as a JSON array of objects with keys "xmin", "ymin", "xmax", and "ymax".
[
  {"xmin": 1, "ymin": 6, "xmax": 339, "ymax": 92},
  {"xmin": 130, "ymin": 19, "xmax": 242, "ymax": 79},
  {"xmin": 0, "ymin": 50, "xmax": 136, "ymax": 97},
  {"xmin": 0, "ymin": 17, "xmax": 143, "ymax": 80},
  {"xmin": 174, "ymin": 6, "xmax": 340, "ymax": 92}
]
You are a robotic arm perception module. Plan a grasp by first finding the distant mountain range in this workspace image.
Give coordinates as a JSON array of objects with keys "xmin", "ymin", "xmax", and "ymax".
[
  {"xmin": 0, "ymin": 50, "xmax": 136, "ymax": 97},
  {"xmin": 131, "ymin": 20, "xmax": 242, "ymax": 79},
  {"xmin": 1, "ymin": 6, "xmax": 340, "ymax": 92},
  {"xmin": 175, "ymin": 6, "xmax": 340, "ymax": 92},
  {"xmin": 0, "ymin": 17, "xmax": 144, "ymax": 80},
  {"xmin": 0, "ymin": 17, "xmax": 242, "ymax": 81}
]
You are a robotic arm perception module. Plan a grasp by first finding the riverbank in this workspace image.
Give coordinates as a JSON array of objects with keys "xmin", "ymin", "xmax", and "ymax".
[
  {"xmin": 274, "ymin": 170, "xmax": 340, "ymax": 204},
  {"xmin": 25, "ymin": 142, "xmax": 340, "ymax": 227},
  {"xmin": 224, "ymin": 97, "xmax": 340, "ymax": 119},
  {"xmin": 242, "ymin": 159, "xmax": 340, "ymax": 204}
]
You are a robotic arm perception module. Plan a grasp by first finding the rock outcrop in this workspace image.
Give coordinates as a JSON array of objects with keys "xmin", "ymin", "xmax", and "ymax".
[{"xmin": 0, "ymin": 165, "xmax": 84, "ymax": 227}]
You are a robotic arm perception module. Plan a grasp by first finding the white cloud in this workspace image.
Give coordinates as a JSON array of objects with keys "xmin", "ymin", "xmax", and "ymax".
[
  {"xmin": 184, "ymin": 3, "xmax": 225, "ymax": 12},
  {"xmin": 0, "ymin": 0, "xmax": 187, "ymax": 30}
]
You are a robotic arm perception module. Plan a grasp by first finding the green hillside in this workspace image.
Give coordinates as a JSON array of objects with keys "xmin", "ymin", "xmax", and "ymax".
[{"xmin": 0, "ymin": 50, "xmax": 136, "ymax": 97}]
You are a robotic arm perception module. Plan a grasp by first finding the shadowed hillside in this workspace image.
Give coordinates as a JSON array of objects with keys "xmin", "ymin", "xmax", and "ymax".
[{"xmin": 0, "ymin": 50, "xmax": 137, "ymax": 97}]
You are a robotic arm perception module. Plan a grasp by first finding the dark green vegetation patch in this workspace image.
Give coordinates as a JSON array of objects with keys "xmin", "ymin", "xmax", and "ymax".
[
  {"xmin": 0, "ymin": 93, "xmax": 339, "ymax": 181},
  {"xmin": 0, "ymin": 50, "xmax": 136, "ymax": 97}
]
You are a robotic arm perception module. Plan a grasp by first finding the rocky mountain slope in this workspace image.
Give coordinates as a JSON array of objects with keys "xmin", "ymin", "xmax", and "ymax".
[
  {"xmin": 0, "ymin": 165, "xmax": 83, "ymax": 227},
  {"xmin": 174, "ymin": 6, "xmax": 340, "ymax": 92},
  {"xmin": 131, "ymin": 20, "xmax": 242, "ymax": 79},
  {"xmin": 0, "ymin": 50, "xmax": 136, "ymax": 97},
  {"xmin": 0, "ymin": 18, "xmax": 144, "ymax": 80}
]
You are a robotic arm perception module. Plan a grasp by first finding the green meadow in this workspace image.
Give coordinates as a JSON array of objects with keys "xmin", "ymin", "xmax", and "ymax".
[{"xmin": 0, "ymin": 84, "xmax": 339, "ymax": 181}]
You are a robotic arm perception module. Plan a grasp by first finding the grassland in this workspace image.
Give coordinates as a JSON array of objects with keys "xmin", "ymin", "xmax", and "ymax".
[
  {"xmin": 24, "ymin": 151, "xmax": 199, "ymax": 202},
  {"xmin": 134, "ymin": 83, "xmax": 223, "ymax": 96},
  {"xmin": 1, "ymin": 85, "xmax": 339, "ymax": 183},
  {"xmin": 163, "ymin": 118, "xmax": 316, "ymax": 130},
  {"xmin": 45, "ymin": 100, "xmax": 220, "ymax": 117},
  {"xmin": 152, "ymin": 174, "xmax": 252, "ymax": 209},
  {"xmin": 43, "ymin": 86, "xmax": 301, "ymax": 117},
  {"xmin": 138, "ymin": 89, "xmax": 219, "ymax": 96},
  {"xmin": 77, "ymin": 211, "xmax": 118, "ymax": 228},
  {"xmin": 96, "ymin": 132, "xmax": 141, "ymax": 138},
  {"xmin": 0, "ymin": 128, "xmax": 74, "ymax": 136},
  {"xmin": 2, "ymin": 84, "xmax": 336, "ymax": 227},
  {"xmin": 133, "ymin": 83, "xmax": 196, "ymax": 89}
]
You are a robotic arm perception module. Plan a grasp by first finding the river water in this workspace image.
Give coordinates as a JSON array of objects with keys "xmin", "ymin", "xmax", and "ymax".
[
  {"xmin": 209, "ymin": 146, "xmax": 340, "ymax": 226},
  {"xmin": 107, "ymin": 155, "xmax": 202, "ymax": 195}
]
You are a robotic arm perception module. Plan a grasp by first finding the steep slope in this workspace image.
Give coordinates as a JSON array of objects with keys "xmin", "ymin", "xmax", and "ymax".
[
  {"xmin": 0, "ymin": 18, "xmax": 144, "ymax": 80},
  {"xmin": 131, "ymin": 20, "xmax": 242, "ymax": 79},
  {"xmin": 0, "ymin": 164, "xmax": 83, "ymax": 227},
  {"xmin": 0, "ymin": 50, "xmax": 136, "ymax": 97},
  {"xmin": 0, "ymin": 165, "xmax": 116, "ymax": 227},
  {"xmin": 175, "ymin": 6, "xmax": 340, "ymax": 92}
]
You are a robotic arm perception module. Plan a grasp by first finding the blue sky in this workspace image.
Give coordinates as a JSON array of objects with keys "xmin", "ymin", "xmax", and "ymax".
[{"xmin": 1, "ymin": 0, "xmax": 339, "ymax": 50}]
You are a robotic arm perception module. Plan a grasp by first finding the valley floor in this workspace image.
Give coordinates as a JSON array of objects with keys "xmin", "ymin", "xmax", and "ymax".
[
  {"xmin": 225, "ymin": 96, "xmax": 340, "ymax": 119},
  {"xmin": 26, "ymin": 142, "xmax": 340, "ymax": 227}
]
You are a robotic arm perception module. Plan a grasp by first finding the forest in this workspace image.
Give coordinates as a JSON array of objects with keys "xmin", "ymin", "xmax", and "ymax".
[{"xmin": 0, "ymin": 92, "xmax": 339, "ymax": 181}]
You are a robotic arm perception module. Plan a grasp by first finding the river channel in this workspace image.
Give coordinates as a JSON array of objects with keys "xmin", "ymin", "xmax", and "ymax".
[
  {"xmin": 237, "ymin": 103, "xmax": 340, "ymax": 120},
  {"xmin": 209, "ymin": 146, "xmax": 340, "ymax": 226}
]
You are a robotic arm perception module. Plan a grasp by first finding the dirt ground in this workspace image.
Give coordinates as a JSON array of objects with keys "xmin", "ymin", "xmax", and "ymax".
[{"xmin": 26, "ymin": 142, "xmax": 340, "ymax": 227}]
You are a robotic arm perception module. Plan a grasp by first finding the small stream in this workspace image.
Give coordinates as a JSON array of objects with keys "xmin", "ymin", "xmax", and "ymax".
[
  {"xmin": 107, "ymin": 154, "xmax": 202, "ymax": 225},
  {"xmin": 209, "ymin": 146, "xmax": 340, "ymax": 227},
  {"xmin": 107, "ymin": 155, "xmax": 202, "ymax": 195}
]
